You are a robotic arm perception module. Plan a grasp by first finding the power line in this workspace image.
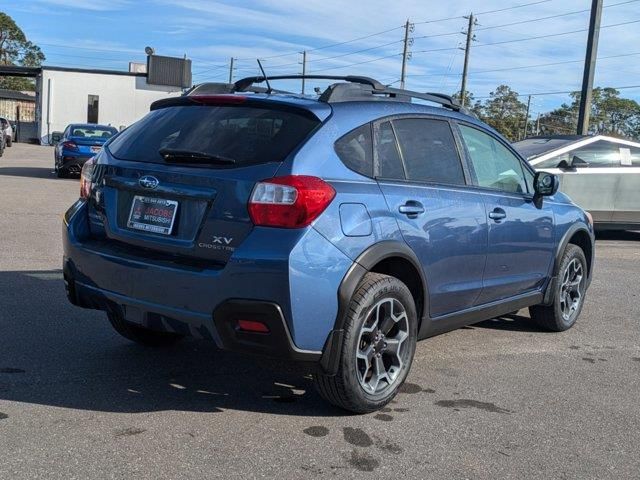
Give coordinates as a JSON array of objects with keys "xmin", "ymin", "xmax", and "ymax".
[
  {"xmin": 414, "ymin": 13, "xmax": 640, "ymax": 54},
  {"xmin": 234, "ymin": 25, "xmax": 405, "ymax": 61},
  {"xmin": 406, "ymin": 51, "xmax": 640, "ymax": 77},
  {"xmin": 476, "ymin": 9, "xmax": 591, "ymax": 32},
  {"xmin": 475, "ymin": 84, "xmax": 640, "ymax": 99},
  {"xmin": 474, "ymin": 0, "xmax": 553, "ymax": 16},
  {"xmin": 466, "ymin": 19, "xmax": 640, "ymax": 50},
  {"xmin": 406, "ymin": 0, "xmax": 638, "ymax": 45},
  {"xmin": 306, "ymin": 40, "xmax": 403, "ymax": 64},
  {"xmin": 413, "ymin": 30, "xmax": 464, "ymax": 41},
  {"xmin": 476, "ymin": 0, "xmax": 640, "ymax": 32},
  {"xmin": 413, "ymin": 0, "xmax": 553, "ymax": 26},
  {"xmin": 308, "ymin": 53, "xmax": 401, "ymax": 73},
  {"xmin": 192, "ymin": 63, "xmax": 230, "ymax": 75}
]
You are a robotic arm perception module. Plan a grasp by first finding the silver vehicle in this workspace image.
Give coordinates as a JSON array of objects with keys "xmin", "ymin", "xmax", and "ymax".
[{"xmin": 514, "ymin": 135, "xmax": 640, "ymax": 230}]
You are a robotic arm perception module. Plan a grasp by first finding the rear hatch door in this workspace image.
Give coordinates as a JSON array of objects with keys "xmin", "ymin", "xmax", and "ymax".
[{"xmin": 89, "ymin": 96, "xmax": 324, "ymax": 265}]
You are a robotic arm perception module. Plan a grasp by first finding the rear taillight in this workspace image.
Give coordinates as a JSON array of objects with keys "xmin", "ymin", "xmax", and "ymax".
[
  {"xmin": 80, "ymin": 157, "xmax": 95, "ymax": 199},
  {"xmin": 62, "ymin": 141, "xmax": 78, "ymax": 151},
  {"xmin": 248, "ymin": 175, "xmax": 336, "ymax": 228}
]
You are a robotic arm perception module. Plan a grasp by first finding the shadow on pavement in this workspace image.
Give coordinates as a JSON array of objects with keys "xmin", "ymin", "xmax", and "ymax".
[
  {"xmin": 0, "ymin": 270, "xmax": 344, "ymax": 417},
  {"xmin": 474, "ymin": 313, "xmax": 543, "ymax": 333},
  {"xmin": 0, "ymin": 166, "xmax": 77, "ymax": 180},
  {"xmin": 595, "ymin": 230, "xmax": 640, "ymax": 242}
]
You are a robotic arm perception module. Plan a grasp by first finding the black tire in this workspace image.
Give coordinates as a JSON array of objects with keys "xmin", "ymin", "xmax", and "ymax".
[
  {"xmin": 315, "ymin": 272, "xmax": 418, "ymax": 413},
  {"xmin": 56, "ymin": 166, "xmax": 67, "ymax": 178},
  {"xmin": 529, "ymin": 244, "xmax": 588, "ymax": 332},
  {"xmin": 107, "ymin": 311, "xmax": 184, "ymax": 347},
  {"xmin": 6, "ymin": 137, "xmax": 11, "ymax": 147}
]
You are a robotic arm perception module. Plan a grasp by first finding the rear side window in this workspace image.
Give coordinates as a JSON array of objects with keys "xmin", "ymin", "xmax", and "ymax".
[
  {"xmin": 108, "ymin": 105, "xmax": 319, "ymax": 167},
  {"xmin": 334, "ymin": 124, "xmax": 373, "ymax": 177},
  {"xmin": 392, "ymin": 118, "xmax": 465, "ymax": 185}
]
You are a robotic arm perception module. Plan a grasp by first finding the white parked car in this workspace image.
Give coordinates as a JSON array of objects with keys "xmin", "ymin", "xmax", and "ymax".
[
  {"xmin": 0, "ymin": 116, "xmax": 13, "ymax": 147},
  {"xmin": 514, "ymin": 135, "xmax": 640, "ymax": 231}
]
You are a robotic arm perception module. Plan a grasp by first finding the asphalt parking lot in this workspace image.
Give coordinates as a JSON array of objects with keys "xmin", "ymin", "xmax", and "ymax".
[{"xmin": 0, "ymin": 143, "xmax": 639, "ymax": 479}]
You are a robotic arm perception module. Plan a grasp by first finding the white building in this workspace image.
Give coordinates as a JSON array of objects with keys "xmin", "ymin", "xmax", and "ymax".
[{"xmin": 36, "ymin": 66, "xmax": 183, "ymax": 144}]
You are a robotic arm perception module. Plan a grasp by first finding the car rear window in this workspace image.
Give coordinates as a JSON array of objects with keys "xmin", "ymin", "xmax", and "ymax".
[
  {"xmin": 108, "ymin": 105, "xmax": 320, "ymax": 167},
  {"xmin": 71, "ymin": 126, "xmax": 117, "ymax": 138}
]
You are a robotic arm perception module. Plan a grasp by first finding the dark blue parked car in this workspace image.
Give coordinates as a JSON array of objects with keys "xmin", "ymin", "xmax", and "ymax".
[
  {"xmin": 63, "ymin": 76, "xmax": 594, "ymax": 412},
  {"xmin": 55, "ymin": 123, "xmax": 118, "ymax": 177}
]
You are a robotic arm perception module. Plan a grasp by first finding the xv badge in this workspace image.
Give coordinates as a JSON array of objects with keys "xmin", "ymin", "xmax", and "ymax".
[{"xmin": 212, "ymin": 236, "xmax": 233, "ymax": 245}]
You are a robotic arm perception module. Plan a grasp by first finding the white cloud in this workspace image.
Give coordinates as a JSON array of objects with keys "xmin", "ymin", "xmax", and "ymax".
[{"xmin": 25, "ymin": 0, "xmax": 640, "ymax": 112}]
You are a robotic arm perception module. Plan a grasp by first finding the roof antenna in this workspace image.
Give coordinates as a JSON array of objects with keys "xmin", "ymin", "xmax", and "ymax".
[{"xmin": 257, "ymin": 59, "xmax": 272, "ymax": 94}]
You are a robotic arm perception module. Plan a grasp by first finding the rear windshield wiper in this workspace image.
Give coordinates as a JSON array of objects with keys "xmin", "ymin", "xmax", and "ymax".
[{"xmin": 158, "ymin": 148, "xmax": 236, "ymax": 165}]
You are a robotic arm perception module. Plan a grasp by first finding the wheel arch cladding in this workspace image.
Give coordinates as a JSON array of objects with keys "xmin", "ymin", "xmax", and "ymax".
[
  {"xmin": 338, "ymin": 241, "xmax": 427, "ymax": 330},
  {"xmin": 321, "ymin": 241, "xmax": 427, "ymax": 376},
  {"xmin": 368, "ymin": 257, "xmax": 424, "ymax": 325},
  {"xmin": 567, "ymin": 229, "xmax": 593, "ymax": 277}
]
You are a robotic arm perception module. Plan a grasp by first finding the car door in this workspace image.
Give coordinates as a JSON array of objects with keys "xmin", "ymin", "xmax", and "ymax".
[
  {"xmin": 457, "ymin": 123, "xmax": 555, "ymax": 304},
  {"xmin": 611, "ymin": 143, "xmax": 640, "ymax": 226},
  {"xmin": 531, "ymin": 140, "xmax": 623, "ymax": 224},
  {"xmin": 374, "ymin": 117, "xmax": 488, "ymax": 318}
]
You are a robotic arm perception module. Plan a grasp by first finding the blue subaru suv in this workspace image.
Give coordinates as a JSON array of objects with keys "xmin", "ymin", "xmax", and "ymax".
[{"xmin": 63, "ymin": 75, "xmax": 594, "ymax": 413}]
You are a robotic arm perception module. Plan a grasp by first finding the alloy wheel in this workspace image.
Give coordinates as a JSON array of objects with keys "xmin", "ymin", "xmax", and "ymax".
[
  {"xmin": 559, "ymin": 258, "xmax": 584, "ymax": 322},
  {"xmin": 356, "ymin": 297, "xmax": 409, "ymax": 395}
]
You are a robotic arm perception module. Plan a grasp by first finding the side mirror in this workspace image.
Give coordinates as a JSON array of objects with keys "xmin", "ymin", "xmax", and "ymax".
[
  {"xmin": 534, "ymin": 171, "xmax": 559, "ymax": 197},
  {"xmin": 51, "ymin": 131, "xmax": 63, "ymax": 145},
  {"xmin": 570, "ymin": 155, "xmax": 589, "ymax": 168}
]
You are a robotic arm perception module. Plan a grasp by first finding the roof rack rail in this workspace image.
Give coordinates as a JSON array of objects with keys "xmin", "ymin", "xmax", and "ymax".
[
  {"xmin": 233, "ymin": 75, "xmax": 385, "ymax": 92},
  {"xmin": 232, "ymin": 74, "xmax": 467, "ymax": 113}
]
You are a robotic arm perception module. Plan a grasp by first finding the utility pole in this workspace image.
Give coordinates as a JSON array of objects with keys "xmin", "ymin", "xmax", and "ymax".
[
  {"xmin": 228, "ymin": 57, "xmax": 235, "ymax": 84},
  {"xmin": 400, "ymin": 19, "xmax": 413, "ymax": 89},
  {"xmin": 577, "ymin": 0, "xmax": 603, "ymax": 135},
  {"xmin": 460, "ymin": 13, "xmax": 476, "ymax": 107},
  {"xmin": 301, "ymin": 51, "xmax": 307, "ymax": 94},
  {"xmin": 535, "ymin": 112, "xmax": 541, "ymax": 136},
  {"xmin": 523, "ymin": 95, "xmax": 532, "ymax": 139}
]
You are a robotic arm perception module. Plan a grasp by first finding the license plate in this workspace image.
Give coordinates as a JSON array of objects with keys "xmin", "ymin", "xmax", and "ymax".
[
  {"xmin": 90, "ymin": 146, "xmax": 102, "ymax": 153},
  {"xmin": 127, "ymin": 196, "xmax": 178, "ymax": 235}
]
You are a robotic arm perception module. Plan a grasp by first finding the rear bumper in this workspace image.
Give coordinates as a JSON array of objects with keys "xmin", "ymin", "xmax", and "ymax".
[
  {"xmin": 64, "ymin": 273, "xmax": 319, "ymax": 362},
  {"xmin": 61, "ymin": 153, "xmax": 92, "ymax": 171},
  {"xmin": 63, "ymin": 200, "xmax": 352, "ymax": 360}
]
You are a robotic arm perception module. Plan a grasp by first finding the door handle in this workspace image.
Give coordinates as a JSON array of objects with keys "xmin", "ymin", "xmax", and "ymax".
[
  {"xmin": 399, "ymin": 201, "xmax": 425, "ymax": 218},
  {"xmin": 488, "ymin": 208, "xmax": 507, "ymax": 221}
]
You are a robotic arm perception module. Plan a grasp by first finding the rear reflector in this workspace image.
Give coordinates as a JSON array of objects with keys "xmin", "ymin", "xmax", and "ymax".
[
  {"xmin": 237, "ymin": 319, "xmax": 270, "ymax": 333},
  {"xmin": 248, "ymin": 175, "xmax": 335, "ymax": 228}
]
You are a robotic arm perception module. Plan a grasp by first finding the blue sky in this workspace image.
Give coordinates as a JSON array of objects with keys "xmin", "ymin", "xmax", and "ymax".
[{"xmin": 5, "ymin": 0, "xmax": 640, "ymax": 117}]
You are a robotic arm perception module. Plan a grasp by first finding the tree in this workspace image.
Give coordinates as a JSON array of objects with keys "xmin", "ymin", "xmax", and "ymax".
[
  {"xmin": 452, "ymin": 90, "xmax": 483, "ymax": 118},
  {"xmin": 475, "ymin": 85, "xmax": 527, "ymax": 141},
  {"xmin": 537, "ymin": 103, "xmax": 578, "ymax": 136},
  {"xmin": 538, "ymin": 88, "xmax": 640, "ymax": 139},
  {"xmin": 0, "ymin": 12, "xmax": 45, "ymax": 91}
]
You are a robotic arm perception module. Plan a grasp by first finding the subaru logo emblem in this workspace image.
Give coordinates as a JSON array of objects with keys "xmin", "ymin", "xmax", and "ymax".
[{"xmin": 139, "ymin": 175, "xmax": 159, "ymax": 189}]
